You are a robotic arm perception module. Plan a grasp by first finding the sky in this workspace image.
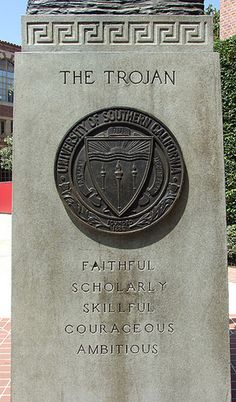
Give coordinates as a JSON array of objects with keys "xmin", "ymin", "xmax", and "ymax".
[{"xmin": 0, "ymin": 0, "xmax": 220, "ymax": 45}]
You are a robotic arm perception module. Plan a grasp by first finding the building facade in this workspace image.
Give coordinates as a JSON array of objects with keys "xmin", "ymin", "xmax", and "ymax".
[
  {"xmin": 220, "ymin": 0, "xmax": 236, "ymax": 40},
  {"xmin": 0, "ymin": 41, "xmax": 21, "ymax": 149}
]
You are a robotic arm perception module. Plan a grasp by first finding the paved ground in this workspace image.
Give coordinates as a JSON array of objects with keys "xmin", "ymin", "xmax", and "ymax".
[
  {"xmin": 0, "ymin": 215, "xmax": 11, "ymax": 318},
  {"xmin": 0, "ymin": 319, "xmax": 10, "ymax": 401},
  {"xmin": 0, "ymin": 216, "xmax": 11, "ymax": 401},
  {"xmin": 229, "ymin": 267, "xmax": 236, "ymax": 401},
  {"xmin": 0, "ymin": 214, "xmax": 236, "ymax": 401}
]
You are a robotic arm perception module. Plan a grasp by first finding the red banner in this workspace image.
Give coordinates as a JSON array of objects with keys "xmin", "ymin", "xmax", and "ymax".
[{"xmin": 0, "ymin": 182, "xmax": 12, "ymax": 214}]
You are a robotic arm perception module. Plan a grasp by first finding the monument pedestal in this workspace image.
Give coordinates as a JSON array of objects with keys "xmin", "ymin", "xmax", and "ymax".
[{"xmin": 12, "ymin": 15, "xmax": 230, "ymax": 402}]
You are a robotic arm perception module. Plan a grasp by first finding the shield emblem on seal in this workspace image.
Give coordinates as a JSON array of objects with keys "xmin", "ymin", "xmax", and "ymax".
[{"xmin": 85, "ymin": 134, "xmax": 153, "ymax": 216}]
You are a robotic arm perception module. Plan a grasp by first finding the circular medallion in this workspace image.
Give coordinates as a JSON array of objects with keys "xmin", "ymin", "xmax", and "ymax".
[{"xmin": 55, "ymin": 107, "xmax": 184, "ymax": 234}]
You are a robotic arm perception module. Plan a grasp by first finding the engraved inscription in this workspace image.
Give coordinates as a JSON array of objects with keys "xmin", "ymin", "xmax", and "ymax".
[
  {"xmin": 59, "ymin": 69, "xmax": 176, "ymax": 86},
  {"xmin": 81, "ymin": 260, "xmax": 155, "ymax": 271},
  {"xmin": 63, "ymin": 258, "xmax": 175, "ymax": 356}
]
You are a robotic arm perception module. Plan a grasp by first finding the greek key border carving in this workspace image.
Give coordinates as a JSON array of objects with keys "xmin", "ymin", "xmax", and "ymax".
[{"xmin": 25, "ymin": 19, "xmax": 209, "ymax": 46}]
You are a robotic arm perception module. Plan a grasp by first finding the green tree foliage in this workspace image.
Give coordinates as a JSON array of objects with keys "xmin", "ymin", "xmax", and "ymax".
[
  {"xmin": 205, "ymin": 5, "xmax": 236, "ymax": 263},
  {"xmin": 227, "ymin": 225, "xmax": 236, "ymax": 265},
  {"xmin": 205, "ymin": 4, "xmax": 220, "ymax": 40},
  {"xmin": 0, "ymin": 135, "xmax": 13, "ymax": 171},
  {"xmin": 215, "ymin": 37, "xmax": 236, "ymax": 226},
  {"xmin": 215, "ymin": 36, "xmax": 236, "ymax": 264}
]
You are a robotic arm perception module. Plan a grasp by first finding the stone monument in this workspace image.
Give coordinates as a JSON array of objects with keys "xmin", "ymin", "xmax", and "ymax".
[
  {"xmin": 27, "ymin": 0, "xmax": 204, "ymax": 15},
  {"xmin": 12, "ymin": 0, "xmax": 230, "ymax": 401}
]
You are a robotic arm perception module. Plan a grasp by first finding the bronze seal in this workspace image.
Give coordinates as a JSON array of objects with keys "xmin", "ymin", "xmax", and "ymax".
[{"xmin": 55, "ymin": 107, "xmax": 184, "ymax": 234}]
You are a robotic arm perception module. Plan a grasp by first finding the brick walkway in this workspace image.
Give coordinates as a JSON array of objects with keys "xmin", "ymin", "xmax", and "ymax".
[
  {"xmin": 230, "ymin": 315, "xmax": 236, "ymax": 402},
  {"xmin": 0, "ymin": 319, "xmax": 11, "ymax": 402},
  {"xmin": 230, "ymin": 267, "xmax": 236, "ymax": 402},
  {"xmin": 0, "ymin": 269, "xmax": 235, "ymax": 401}
]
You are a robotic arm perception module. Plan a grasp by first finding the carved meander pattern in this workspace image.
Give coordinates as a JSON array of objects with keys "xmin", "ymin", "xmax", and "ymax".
[{"xmin": 26, "ymin": 20, "xmax": 208, "ymax": 46}]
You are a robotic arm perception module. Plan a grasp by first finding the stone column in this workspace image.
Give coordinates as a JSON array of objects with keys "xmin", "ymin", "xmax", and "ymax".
[{"xmin": 12, "ymin": 1, "xmax": 231, "ymax": 401}]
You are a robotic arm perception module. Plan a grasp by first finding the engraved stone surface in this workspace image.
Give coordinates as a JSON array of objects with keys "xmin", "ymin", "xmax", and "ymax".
[
  {"xmin": 55, "ymin": 107, "xmax": 184, "ymax": 233},
  {"xmin": 27, "ymin": 0, "xmax": 204, "ymax": 15},
  {"xmin": 13, "ymin": 48, "xmax": 230, "ymax": 402},
  {"xmin": 22, "ymin": 15, "xmax": 213, "ymax": 53},
  {"xmin": 13, "ymin": 12, "xmax": 230, "ymax": 402}
]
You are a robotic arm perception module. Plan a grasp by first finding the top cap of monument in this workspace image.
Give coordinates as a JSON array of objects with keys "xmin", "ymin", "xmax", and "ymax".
[{"xmin": 26, "ymin": 0, "xmax": 204, "ymax": 15}]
